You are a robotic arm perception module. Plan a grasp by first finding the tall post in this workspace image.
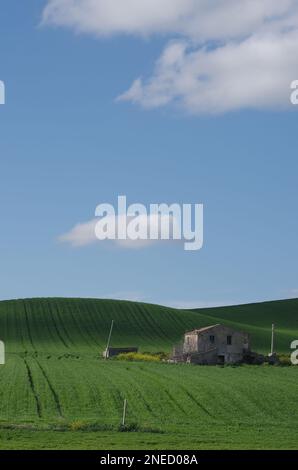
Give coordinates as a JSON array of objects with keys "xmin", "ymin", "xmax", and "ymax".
[
  {"xmin": 270, "ymin": 323, "xmax": 275, "ymax": 355},
  {"xmin": 105, "ymin": 320, "xmax": 114, "ymax": 359},
  {"xmin": 0, "ymin": 341, "xmax": 5, "ymax": 365},
  {"xmin": 122, "ymin": 399, "xmax": 127, "ymax": 427}
]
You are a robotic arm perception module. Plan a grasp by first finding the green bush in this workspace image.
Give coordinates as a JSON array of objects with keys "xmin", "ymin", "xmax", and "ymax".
[
  {"xmin": 118, "ymin": 423, "xmax": 163, "ymax": 433},
  {"xmin": 278, "ymin": 354, "xmax": 292, "ymax": 366},
  {"xmin": 116, "ymin": 352, "xmax": 161, "ymax": 362},
  {"xmin": 69, "ymin": 420, "xmax": 86, "ymax": 432}
]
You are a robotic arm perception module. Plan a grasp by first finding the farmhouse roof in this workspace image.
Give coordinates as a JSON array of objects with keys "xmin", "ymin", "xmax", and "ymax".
[{"xmin": 185, "ymin": 324, "xmax": 221, "ymax": 335}]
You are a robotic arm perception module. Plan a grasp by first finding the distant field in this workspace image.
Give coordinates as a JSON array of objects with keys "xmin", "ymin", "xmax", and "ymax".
[
  {"xmin": 192, "ymin": 298, "xmax": 298, "ymax": 353},
  {"xmin": 0, "ymin": 297, "xmax": 297, "ymax": 354},
  {"xmin": 0, "ymin": 297, "xmax": 297, "ymax": 449}
]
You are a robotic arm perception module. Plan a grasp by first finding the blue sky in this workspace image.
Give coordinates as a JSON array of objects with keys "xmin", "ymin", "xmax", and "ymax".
[{"xmin": 0, "ymin": 1, "xmax": 298, "ymax": 308}]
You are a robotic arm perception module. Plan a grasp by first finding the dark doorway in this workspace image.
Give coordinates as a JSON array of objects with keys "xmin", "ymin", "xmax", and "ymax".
[{"xmin": 217, "ymin": 355, "xmax": 225, "ymax": 365}]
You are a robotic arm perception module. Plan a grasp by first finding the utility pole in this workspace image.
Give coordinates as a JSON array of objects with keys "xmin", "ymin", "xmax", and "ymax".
[
  {"xmin": 0, "ymin": 341, "xmax": 4, "ymax": 365},
  {"xmin": 270, "ymin": 323, "xmax": 275, "ymax": 356},
  {"xmin": 105, "ymin": 320, "xmax": 114, "ymax": 359}
]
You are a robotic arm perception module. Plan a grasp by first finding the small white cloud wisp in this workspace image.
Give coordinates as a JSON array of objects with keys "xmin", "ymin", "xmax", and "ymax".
[{"xmin": 58, "ymin": 216, "xmax": 177, "ymax": 250}]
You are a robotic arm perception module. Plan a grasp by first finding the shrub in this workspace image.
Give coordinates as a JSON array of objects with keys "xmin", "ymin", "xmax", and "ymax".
[
  {"xmin": 118, "ymin": 422, "xmax": 163, "ymax": 434},
  {"xmin": 278, "ymin": 354, "xmax": 292, "ymax": 366},
  {"xmin": 116, "ymin": 352, "xmax": 161, "ymax": 362},
  {"xmin": 143, "ymin": 351, "xmax": 170, "ymax": 361},
  {"xmin": 69, "ymin": 420, "xmax": 86, "ymax": 432}
]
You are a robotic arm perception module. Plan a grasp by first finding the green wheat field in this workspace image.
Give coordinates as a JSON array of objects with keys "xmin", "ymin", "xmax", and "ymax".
[{"xmin": 0, "ymin": 297, "xmax": 297, "ymax": 449}]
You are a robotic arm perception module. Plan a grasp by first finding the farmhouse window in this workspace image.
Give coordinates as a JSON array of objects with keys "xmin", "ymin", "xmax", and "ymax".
[
  {"xmin": 209, "ymin": 335, "xmax": 215, "ymax": 344},
  {"xmin": 227, "ymin": 335, "xmax": 232, "ymax": 345}
]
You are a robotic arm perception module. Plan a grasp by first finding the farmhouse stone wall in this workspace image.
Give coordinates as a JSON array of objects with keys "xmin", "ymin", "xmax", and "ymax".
[{"xmin": 181, "ymin": 324, "xmax": 251, "ymax": 365}]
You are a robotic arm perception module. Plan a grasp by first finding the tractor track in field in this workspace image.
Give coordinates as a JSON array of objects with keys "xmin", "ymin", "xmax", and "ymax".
[
  {"xmin": 184, "ymin": 389, "xmax": 214, "ymax": 418},
  {"xmin": 131, "ymin": 364, "xmax": 215, "ymax": 419},
  {"xmin": 23, "ymin": 358, "xmax": 42, "ymax": 418},
  {"xmin": 35, "ymin": 359, "xmax": 63, "ymax": 418},
  {"xmin": 164, "ymin": 389, "xmax": 187, "ymax": 415},
  {"xmin": 23, "ymin": 301, "xmax": 36, "ymax": 351},
  {"xmin": 46, "ymin": 303, "xmax": 69, "ymax": 349}
]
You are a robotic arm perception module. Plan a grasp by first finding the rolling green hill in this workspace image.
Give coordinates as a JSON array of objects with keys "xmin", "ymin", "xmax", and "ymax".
[
  {"xmin": 190, "ymin": 298, "xmax": 298, "ymax": 353},
  {"xmin": 0, "ymin": 297, "xmax": 297, "ymax": 450},
  {"xmin": 0, "ymin": 297, "xmax": 297, "ymax": 354}
]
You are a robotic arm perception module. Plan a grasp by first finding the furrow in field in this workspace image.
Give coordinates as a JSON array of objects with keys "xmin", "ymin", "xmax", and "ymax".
[
  {"xmin": 22, "ymin": 301, "xmax": 36, "ymax": 352},
  {"xmin": 51, "ymin": 300, "xmax": 75, "ymax": 348},
  {"xmin": 67, "ymin": 301, "xmax": 98, "ymax": 351},
  {"xmin": 23, "ymin": 358, "xmax": 42, "ymax": 418},
  {"xmin": 34, "ymin": 359, "xmax": 63, "ymax": 418},
  {"xmin": 45, "ymin": 301, "xmax": 70, "ymax": 350}
]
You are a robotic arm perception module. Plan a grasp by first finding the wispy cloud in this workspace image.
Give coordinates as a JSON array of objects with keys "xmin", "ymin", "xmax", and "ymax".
[
  {"xmin": 58, "ymin": 219, "xmax": 98, "ymax": 247},
  {"xmin": 42, "ymin": 1, "xmax": 297, "ymax": 41},
  {"xmin": 165, "ymin": 299, "xmax": 236, "ymax": 310},
  {"xmin": 42, "ymin": 0, "xmax": 298, "ymax": 114},
  {"xmin": 118, "ymin": 33, "xmax": 298, "ymax": 114},
  {"xmin": 101, "ymin": 296, "xmax": 232, "ymax": 309},
  {"xmin": 104, "ymin": 291, "xmax": 146, "ymax": 302},
  {"xmin": 58, "ymin": 214, "xmax": 181, "ymax": 249}
]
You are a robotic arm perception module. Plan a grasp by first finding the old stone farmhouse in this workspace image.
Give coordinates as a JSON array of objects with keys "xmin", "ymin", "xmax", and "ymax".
[{"xmin": 173, "ymin": 324, "xmax": 251, "ymax": 365}]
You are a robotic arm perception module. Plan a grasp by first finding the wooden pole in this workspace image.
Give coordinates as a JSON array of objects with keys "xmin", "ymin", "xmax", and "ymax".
[
  {"xmin": 271, "ymin": 323, "xmax": 275, "ymax": 355},
  {"xmin": 105, "ymin": 320, "xmax": 114, "ymax": 359},
  {"xmin": 122, "ymin": 399, "xmax": 127, "ymax": 426},
  {"xmin": 0, "ymin": 341, "xmax": 4, "ymax": 365}
]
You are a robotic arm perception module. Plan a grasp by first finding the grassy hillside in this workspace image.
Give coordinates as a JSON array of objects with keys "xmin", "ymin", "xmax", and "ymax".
[
  {"xmin": 191, "ymin": 298, "xmax": 298, "ymax": 353},
  {"xmin": 0, "ymin": 297, "xmax": 297, "ymax": 449},
  {"xmin": 0, "ymin": 297, "xmax": 297, "ymax": 354},
  {"xmin": 0, "ymin": 298, "xmax": 213, "ymax": 354}
]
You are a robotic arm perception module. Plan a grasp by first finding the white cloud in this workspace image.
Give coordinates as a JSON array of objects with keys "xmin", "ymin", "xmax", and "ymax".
[
  {"xmin": 119, "ymin": 32, "xmax": 298, "ymax": 114},
  {"xmin": 166, "ymin": 299, "xmax": 231, "ymax": 309},
  {"xmin": 58, "ymin": 214, "xmax": 181, "ymax": 249},
  {"xmin": 42, "ymin": 0, "xmax": 297, "ymax": 40},
  {"xmin": 58, "ymin": 219, "xmax": 98, "ymax": 247},
  {"xmin": 42, "ymin": 0, "xmax": 298, "ymax": 114},
  {"xmin": 42, "ymin": 0, "xmax": 195, "ymax": 37},
  {"xmin": 104, "ymin": 291, "xmax": 146, "ymax": 302}
]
